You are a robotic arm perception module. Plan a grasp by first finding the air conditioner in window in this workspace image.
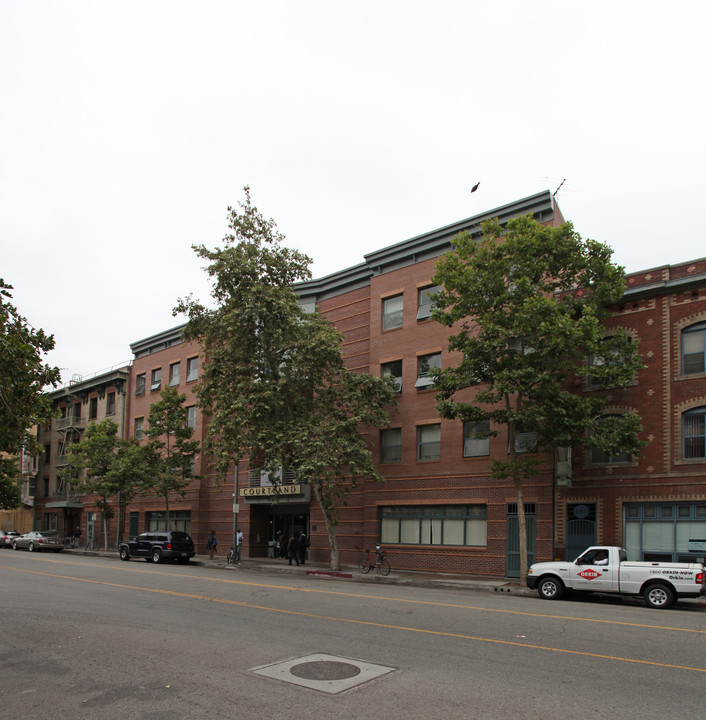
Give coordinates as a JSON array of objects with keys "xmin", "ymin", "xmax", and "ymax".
[{"xmin": 556, "ymin": 460, "xmax": 572, "ymax": 478}]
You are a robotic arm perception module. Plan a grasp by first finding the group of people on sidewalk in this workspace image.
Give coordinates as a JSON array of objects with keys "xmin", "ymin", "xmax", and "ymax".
[
  {"xmin": 285, "ymin": 529, "xmax": 309, "ymax": 566},
  {"xmin": 205, "ymin": 528, "xmax": 309, "ymax": 565}
]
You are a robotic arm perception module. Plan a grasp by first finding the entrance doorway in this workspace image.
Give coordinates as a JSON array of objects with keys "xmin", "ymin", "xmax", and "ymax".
[
  {"xmin": 269, "ymin": 507, "xmax": 309, "ymax": 559},
  {"xmin": 506, "ymin": 503, "xmax": 536, "ymax": 577},
  {"xmin": 566, "ymin": 503, "xmax": 597, "ymax": 560}
]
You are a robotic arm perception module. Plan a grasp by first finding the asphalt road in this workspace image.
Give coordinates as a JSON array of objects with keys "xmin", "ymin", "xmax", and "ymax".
[{"xmin": 1, "ymin": 551, "xmax": 704, "ymax": 720}]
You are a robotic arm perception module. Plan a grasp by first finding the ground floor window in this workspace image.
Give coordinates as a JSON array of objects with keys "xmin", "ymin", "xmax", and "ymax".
[
  {"xmin": 380, "ymin": 505, "xmax": 487, "ymax": 546},
  {"xmin": 147, "ymin": 510, "xmax": 191, "ymax": 533},
  {"xmin": 625, "ymin": 502, "xmax": 706, "ymax": 562},
  {"xmin": 44, "ymin": 513, "xmax": 58, "ymax": 532}
]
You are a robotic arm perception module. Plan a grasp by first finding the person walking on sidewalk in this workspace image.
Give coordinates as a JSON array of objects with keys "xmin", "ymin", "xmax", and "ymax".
[
  {"xmin": 235, "ymin": 528, "xmax": 243, "ymax": 562},
  {"xmin": 287, "ymin": 531, "xmax": 299, "ymax": 566},
  {"xmin": 208, "ymin": 530, "xmax": 218, "ymax": 560},
  {"xmin": 297, "ymin": 530, "xmax": 309, "ymax": 565}
]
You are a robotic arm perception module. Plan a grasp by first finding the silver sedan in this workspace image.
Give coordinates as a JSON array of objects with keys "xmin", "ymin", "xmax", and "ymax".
[{"xmin": 12, "ymin": 531, "xmax": 64, "ymax": 553}]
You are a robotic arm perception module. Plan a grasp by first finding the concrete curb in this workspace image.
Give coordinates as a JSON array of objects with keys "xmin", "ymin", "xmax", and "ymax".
[{"xmin": 60, "ymin": 548, "xmax": 533, "ymax": 596}]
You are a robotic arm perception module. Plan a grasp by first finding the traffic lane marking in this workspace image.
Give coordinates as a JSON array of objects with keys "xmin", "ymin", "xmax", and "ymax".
[
  {"xmin": 3, "ymin": 564, "xmax": 705, "ymax": 675},
  {"xmin": 3, "ymin": 557, "xmax": 705, "ymax": 636}
]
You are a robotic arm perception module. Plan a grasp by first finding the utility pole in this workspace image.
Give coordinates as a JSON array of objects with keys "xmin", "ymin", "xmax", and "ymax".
[{"xmin": 232, "ymin": 462, "xmax": 239, "ymax": 562}]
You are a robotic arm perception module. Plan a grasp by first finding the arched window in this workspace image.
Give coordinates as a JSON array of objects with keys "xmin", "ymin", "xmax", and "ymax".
[
  {"xmin": 683, "ymin": 407, "xmax": 706, "ymax": 459},
  {"xmin": 682, "ymin": 322, "xmax": 706, "ymax": 375}
]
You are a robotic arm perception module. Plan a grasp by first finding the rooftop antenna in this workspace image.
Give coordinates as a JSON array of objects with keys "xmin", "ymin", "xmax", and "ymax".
[{"xmin": 552, "ymin": 178, "xmax": 566, "ymax": 198}]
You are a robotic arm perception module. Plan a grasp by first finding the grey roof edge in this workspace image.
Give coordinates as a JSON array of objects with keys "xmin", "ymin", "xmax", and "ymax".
[
  {"xmin": 622, "ymin": 267, "xmax": 706, "ymax": 302},
  {"xmin": 364, "ymin": 189, "xmax": 555, "ymax": 268},
  {"xmin": 129, "ymin": 322, "xmax": 187, "ymax": 354},
  {"xmin": 296, "ymin": 190, "xmax": 556, "ymax": 302},
  {"xmin": 296, "ymin": 262, "xmax": 372, "ymax": 302},
  {"xmin": 49, "ymin": 366, "xmax": 131, "ymax": 399}
]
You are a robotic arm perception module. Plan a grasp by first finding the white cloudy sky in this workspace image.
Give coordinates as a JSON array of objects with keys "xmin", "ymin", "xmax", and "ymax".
[{"xmin": 2, "ymin": 1, "xmax": 704, "ymax": 383}]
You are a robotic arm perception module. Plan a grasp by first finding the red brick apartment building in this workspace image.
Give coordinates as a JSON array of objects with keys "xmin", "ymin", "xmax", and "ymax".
[
  {"xmin": 33, "ymin": 367, "xmax": 130, "ymax": 545},
  {"xmin": 27, "ymin": 190, "xmax": 706, "ymax": 575}
]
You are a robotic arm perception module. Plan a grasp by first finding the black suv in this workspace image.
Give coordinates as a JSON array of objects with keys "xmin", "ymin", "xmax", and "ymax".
[{"xmin": 119, "ymin": 531, "xmax": 195, "ymax": 564}]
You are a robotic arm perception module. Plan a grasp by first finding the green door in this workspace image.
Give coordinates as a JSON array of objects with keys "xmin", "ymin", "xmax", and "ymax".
[{"xmin": 506, "ymin": 503, "xmax": 536, "ymax": 578}]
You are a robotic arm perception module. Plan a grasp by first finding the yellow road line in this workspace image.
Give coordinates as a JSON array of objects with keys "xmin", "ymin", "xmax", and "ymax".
[
  {"xmin": 3, "ymin": 564, "xmax": 705, "ymax": 674},
  {"xmin": 29, "ymin": 555, "xmax": 706, "ymax": 635}
]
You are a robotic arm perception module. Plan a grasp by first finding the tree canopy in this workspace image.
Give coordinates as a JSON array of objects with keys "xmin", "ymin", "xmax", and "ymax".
[
  {"xmin": 432, "ymin": 215, "xmax": 645, "ymax": 578},
  {"xmin": 176, "ymin": 187, "xmax": 395, "ymax": 569},
  {"xmin": 63, "ymin": 419, "xmax": 149, "ymax": 550},
  {"xmin": 142, "ymin": 386, "xmax": 201, "ymax": 526},
  {"xmin": 0, "ymin": 279, "xmax": 60, "ymax": 508}
]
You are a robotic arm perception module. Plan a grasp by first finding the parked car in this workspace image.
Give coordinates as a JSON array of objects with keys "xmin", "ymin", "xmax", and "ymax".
[
  {"xmin": 1, "ymin": 530, "xmax": 20, "ymax": 548},
  {"xmin": 119, "ymin": 531, "xmax": 195, "ymax": 564},
  {"xmin": 12, "ymin": 531, "xmax": 64, "ymax": 553}
]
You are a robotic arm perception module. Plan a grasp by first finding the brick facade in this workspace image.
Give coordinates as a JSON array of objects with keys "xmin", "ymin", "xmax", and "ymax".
[{"xmin": 29, "ymin": 192, "xmax": 706, "ymax": 575}]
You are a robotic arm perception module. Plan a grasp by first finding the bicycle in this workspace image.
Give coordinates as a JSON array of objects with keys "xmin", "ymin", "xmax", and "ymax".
[
  {"xmin": 227, "ymin": 544, "xmax": 242, "ymax": 565},
  {"xmin": 358, "ymin": 545, "xmax": 390, "ymax": 576}
]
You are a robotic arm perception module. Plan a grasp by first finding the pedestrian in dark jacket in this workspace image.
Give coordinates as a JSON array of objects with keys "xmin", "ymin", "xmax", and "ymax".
[
  {"xmin": 297, "ymin": 531, "xmax": 309, "ymax": 565},
  {"xmin": 288, "ymin": 532, "xmax": 299, "ymax": 566}
]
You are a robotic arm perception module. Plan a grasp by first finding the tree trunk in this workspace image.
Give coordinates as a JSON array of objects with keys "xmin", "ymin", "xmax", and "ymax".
[
  {"xmin": 102, "ymin": 514, "xmax": 109, "ymax": 553},
  {"xmin": 312, "ymin": 482, "xmax": 341, "ymax": 571},
  {"xmin": 508, "ymin": 416, "xmax": 529, "ymax": 580},
  {"xmin": 514, "ymin": 475, "xmax": 528, "ymax": 580}
]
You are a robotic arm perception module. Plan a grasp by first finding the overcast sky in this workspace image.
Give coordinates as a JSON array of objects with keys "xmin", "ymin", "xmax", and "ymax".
[{"xmin": 2, "ymin": 1, "xmax": 704, "ymax": 384}]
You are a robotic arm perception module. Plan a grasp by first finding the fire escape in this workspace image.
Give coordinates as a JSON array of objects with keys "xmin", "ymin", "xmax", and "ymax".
[{"xmin": 54, "ymin": 395, "xmax": 84, "ymax": 503}]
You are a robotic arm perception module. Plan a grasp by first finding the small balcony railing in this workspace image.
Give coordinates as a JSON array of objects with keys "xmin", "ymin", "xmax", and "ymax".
[
  {"xmin": 56, "ymin": 416, "xmax": 85, "ymax": 431},
  {"xmin": 247, "ymin": 466, "xmax": 298, "ymax": 487}
]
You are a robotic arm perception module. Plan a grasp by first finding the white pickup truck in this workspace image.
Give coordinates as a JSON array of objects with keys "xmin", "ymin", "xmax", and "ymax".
[{"xmin": 527, "ymin": 546, "xmax": 705, "ymax": 609}]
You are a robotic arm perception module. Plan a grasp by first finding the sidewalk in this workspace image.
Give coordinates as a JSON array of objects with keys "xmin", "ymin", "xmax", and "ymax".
[
  {"xmin": 196, "ymin": 553, "xmax": 532, "ymax": 596},
  {"xmin": 61, "ymin": 547, "xmax": 531, "ymax": 596}
]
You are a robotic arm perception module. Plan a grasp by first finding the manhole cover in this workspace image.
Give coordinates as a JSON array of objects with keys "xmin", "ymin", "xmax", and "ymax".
[
  {"xmin": 251, "ymin": 653, "xmax": 396, "ymax": 694},
  {"xmin": 290, "ymin": 661, "xmax": 361, "ymax": 681}
]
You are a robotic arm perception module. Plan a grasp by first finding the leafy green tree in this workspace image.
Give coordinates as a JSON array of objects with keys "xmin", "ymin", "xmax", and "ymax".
[
  {"xmin": 432, "ymin": 215, "xmax": 645, "ymax": 579},
  {"xmin": 63, "ymin": 419, "xmax": 148, "ymax": 551},
  {"xmin": 176, "ymin": 188, "xmax": 395, "ymax": 570},
  {"xmin": 0, "ymin": 279, "xmax": 60, "ymax": 508},
  {"xmin": 142, "ymin": 386, "xmax": 200, "ymax": 528},
  {"xmin": 0, "ymin": 457, "xmax": 22, "ymax": 508}
]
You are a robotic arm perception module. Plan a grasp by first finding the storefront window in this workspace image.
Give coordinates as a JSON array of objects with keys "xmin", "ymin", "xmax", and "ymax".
[
  {"xmin": 624, "ymin": 503, "xmax": 706, "ymax": 562},
  {"xmin": 380, "ymin": 505, "xmax": 486, "ymax": 546}
]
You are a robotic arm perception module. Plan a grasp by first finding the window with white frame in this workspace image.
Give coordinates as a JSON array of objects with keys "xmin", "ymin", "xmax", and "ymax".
[
  {"xmin": 381, "ymin": 360, "xmax": 402, "ymax": 394},
  {"xmin": 463, "ymin": 420, "xmax": 490, "ymax": 457},
  {"xmin": 382, "ymin": 295, "xmax": 403, "ymax": 331},
  {"xmin": 134, "ymin": 417, "xmax": 144, "ymax": 441},
  {"xmin": 683, "ymin": 407, "xmax": 705, "ymax": 459},
  {"xmin": 380, "ymin": 428, "xmax": 402, "ymax": 463},
  {"xmin": 186, "ymin": 356, "xmax": 199, "ymax": 382},
  {"xmin": 417, "ymin": 424, "xmax": 441, "ymax": 461},
  {"xmin": 169, "ymin": 362, "xmax": 181, "ymax": 386},
  {"xmin": 186, "ymin": 406, "xmax": 196, "ymax": 430},
  {"xmin": 682, "ymin": 323, "xmax": 706, "ymax": 375},
  {"xmin": 135, "ymin": 373, "xmax": 146, "ymax": 396},
  {"xmin": 380, "ymin": 505, "xmax": 487, "ymax": 546},
  {"xmin": 415, "ymin": 352, "xmax": 441, "ymax": 389},
  {"xmin": 417, "ymin": 285, "xmax": 440, "ymax": 320},
  {"xmin": 150, "ymin": 368, "xmax": 162, "ymax": 392}
]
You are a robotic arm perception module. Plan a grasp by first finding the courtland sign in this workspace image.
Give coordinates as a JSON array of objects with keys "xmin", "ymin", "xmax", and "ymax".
[{"xmin": 240, "ymin": 484, "xmax": 302, "ymax": 498}]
